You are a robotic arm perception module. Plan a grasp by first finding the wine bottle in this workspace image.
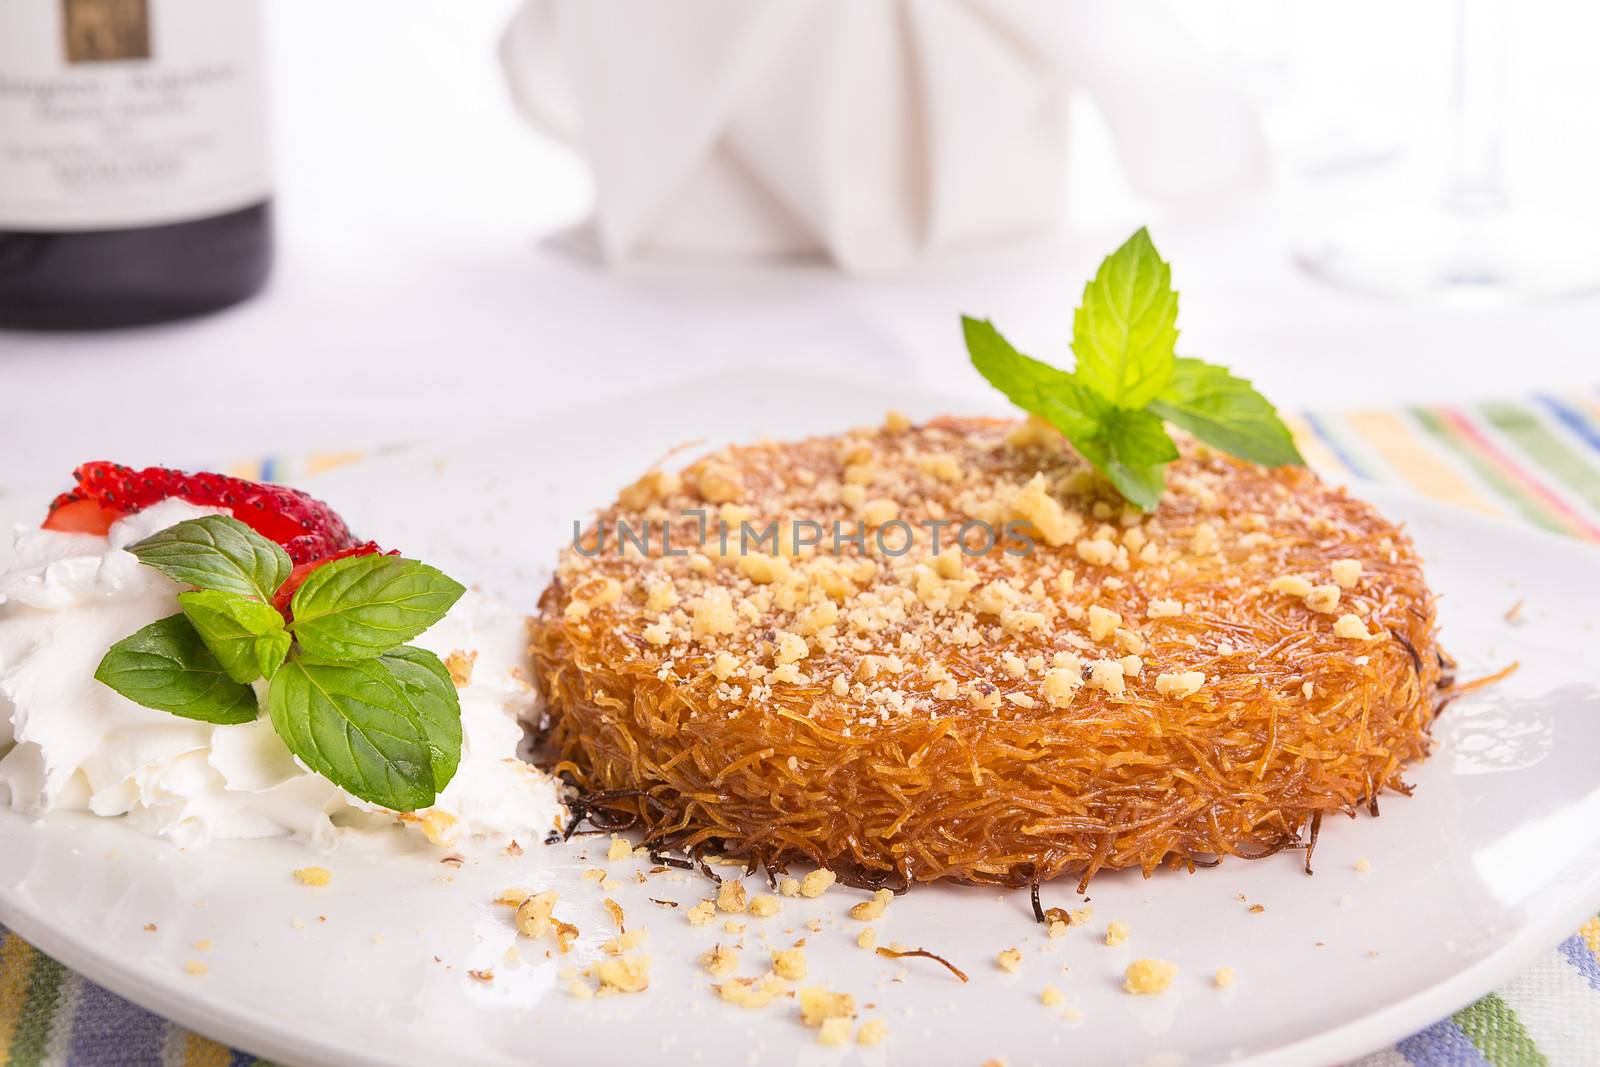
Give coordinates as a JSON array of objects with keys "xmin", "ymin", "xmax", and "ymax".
[{"xmin": 0, "ymin": 0, "xmax": 273, "ymax": 330}]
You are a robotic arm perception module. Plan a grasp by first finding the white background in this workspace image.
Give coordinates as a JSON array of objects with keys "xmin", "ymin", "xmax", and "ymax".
[{"xmin": 2, "ymin": 0, "xmax": 1598, "ymax": 484}]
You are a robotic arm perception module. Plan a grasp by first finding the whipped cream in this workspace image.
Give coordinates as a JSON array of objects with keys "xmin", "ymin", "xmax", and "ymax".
[{"xmin": 0, "ymin": 500, "xmax": 565, "ymax": 850}]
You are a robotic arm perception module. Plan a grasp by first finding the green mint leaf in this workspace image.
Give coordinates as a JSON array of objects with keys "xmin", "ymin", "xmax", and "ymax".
[
  {"xmin": 963, "ymin": 316, "xmax": 1077, "ymax": 413},
  {"xmin": 963, "ymin": 315, "xmax": 1111, "ymax": 445},
  {"xmin": 381, "ymin": 646, "xmax": 462, "ymax": 792},
  {"xmin": 266, "ymin": 652, "xmax": 439, "ymax": 811},
  {"xmin": 1070, "ymin": 227, "xmax": 1178, "ymax": 409},
  {"xmin": 94, "ymin": 614, "xmax": 258, "ymax": 724},
  {"xmin": 1066, "ymin": 407, "xmax": 1179, "ymax": 511},
  {"xmin": 288, "ymin": 555, "xmax": 466, "ymax": 661},
  {"xmin": 1148, "ymin": 357, "xmax": 1306, "ymax": 468},
  {"xmin": 177, "ymin": 589, "xmax": 291, "ymax": 684},
  {"xmin": 1034, "ymin": 373, "xmax": 1113, "ymax": 445},
  {"xmin": 128, "ymin": 516, "xmax": 292, "ymax": 603},
  {"xmin": 966, "ymin": 314, "xmax": 1170, "ymax": 504},
  {"xmin": 254, "ymin": 631, "xmax": 293, "ymax": 680}
]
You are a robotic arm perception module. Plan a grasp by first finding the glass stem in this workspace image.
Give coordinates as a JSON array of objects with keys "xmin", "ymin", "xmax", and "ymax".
[{"xmin": 1445, "ymin": 0, "xmax": 1509, "ymax": 218}]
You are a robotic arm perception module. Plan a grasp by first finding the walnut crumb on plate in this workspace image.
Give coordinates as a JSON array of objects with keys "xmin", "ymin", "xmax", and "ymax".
[
  {"xmin": 1123, "ymin": 958, "xmax": 1178, "ymax": 995},
  {"xmin": 849, "ymin": 888, "xmax": 893, "ymax": 921},
  {"xmin": 771, "ymin": 947, "xmax": 807, "ymax": 980},
  {"xmin": 799, "ymin": 870, "xmax": 837, "ymax": 897},
  {"xmin": 817, "ymin": 1017, "xmax": 851, "ymax": 1046},
  {"xmin": 799, "ymin": 987, "xmax": 856, "ymax": 1026}
]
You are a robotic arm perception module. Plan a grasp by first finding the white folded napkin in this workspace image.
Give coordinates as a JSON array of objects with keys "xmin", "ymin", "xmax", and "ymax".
[{"xmin": 501, "ymin": 0, "xmax": 1264, "ymax": 274}]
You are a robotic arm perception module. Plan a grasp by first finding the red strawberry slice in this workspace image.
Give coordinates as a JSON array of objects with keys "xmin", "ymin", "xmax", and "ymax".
[
  {"xmin": 271, "ymin": 540, "xmax": 396, "ymax": 615},
  {"xmin": 40, "ymin": 497, "xmax": 118, "ymax": 535},
  {"xmin": 43, "ymin": 462, "xmax": 359, "ymax": 564}
]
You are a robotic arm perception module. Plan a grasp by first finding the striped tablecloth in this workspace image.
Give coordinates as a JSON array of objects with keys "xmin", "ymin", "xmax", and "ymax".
[{"xmin": 3, "ymin": 393, "xmax": 1599, "ymax": 1067}]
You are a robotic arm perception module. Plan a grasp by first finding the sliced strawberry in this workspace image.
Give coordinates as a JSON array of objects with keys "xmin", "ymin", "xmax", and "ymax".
[
  {"xmin": 272, "ymin": 540, "xmax": 392, "ymax": 615},
  {"xmin": 43, "ymin": 462, "xmax": 358, "ymax": 564},
  {"xmin": 40, "ymin": 497, "xmax": 116, "ymax": 535}
]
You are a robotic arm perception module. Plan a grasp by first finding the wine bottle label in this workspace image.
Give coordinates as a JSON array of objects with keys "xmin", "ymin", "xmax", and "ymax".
[{"xmin": 0, "ymin": 0, "xmax": 271, "ymax": 231}]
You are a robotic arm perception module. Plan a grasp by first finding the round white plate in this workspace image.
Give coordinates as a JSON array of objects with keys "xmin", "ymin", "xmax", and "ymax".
[{"xmin": 3, "ymin": 373, "xmax": 1598, "ymax": 1067}]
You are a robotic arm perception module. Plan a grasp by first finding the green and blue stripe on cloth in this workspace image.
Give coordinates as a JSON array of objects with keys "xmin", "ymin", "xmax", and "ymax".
[{"xmin": 5, "ymin": 392, "xmax": 1600, "ymax": 1066}]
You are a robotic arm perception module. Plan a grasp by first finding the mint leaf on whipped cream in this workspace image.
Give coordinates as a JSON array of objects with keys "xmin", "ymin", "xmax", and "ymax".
[
  {"xmin": 178, "ymin": 589, "xmax": 291, "ymax": 684},
  {"xmin": 94, "ymin": 514, "xmax": 469, "ymax": 810},
  {"xmin": 965, "ymin": 227, "xmax": 1303, "ymax": 509},
  {"xmin": 128, "ymin": 514, "xmax": 292, "ymax": 603},
  {"xmin": 289, "ymin": 554, "xmax": 466, "ymax": 661},
  {"xmin": 267, "ymin": 652, "xmax": 441, "ymax": 812},
  {"xmin": 381, "ymin": 645, "xmax": 463, "ymax": 792},
  {"xmin": 94, "ymin": 614, "xmax": 258, "ymax": 724}
]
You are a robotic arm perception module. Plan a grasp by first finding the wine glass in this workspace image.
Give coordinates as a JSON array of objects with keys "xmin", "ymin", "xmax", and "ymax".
[{"xmin": 1285, "ymin": 0, "xmax": 1600, "ymax": 300}]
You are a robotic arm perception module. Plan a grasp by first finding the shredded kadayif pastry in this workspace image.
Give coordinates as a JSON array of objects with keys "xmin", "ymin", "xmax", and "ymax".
[{"xmin": 531, "ymin": 414, "xmax": 1442, "ymax": 890}]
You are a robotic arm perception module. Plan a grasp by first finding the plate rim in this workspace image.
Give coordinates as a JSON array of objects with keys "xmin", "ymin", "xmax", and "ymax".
[{"xmin": 3, "ymin": 407, "xmax": 1600, "ymax": 1066}]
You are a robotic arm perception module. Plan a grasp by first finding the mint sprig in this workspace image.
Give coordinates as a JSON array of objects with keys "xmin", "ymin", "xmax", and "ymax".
[
  {"xmin": 965, "ymin": 227, "xmax": 1303, "ymax": 509},
  {"xmin": 95, "ymin": 516, "xmax": 467, "ymax": 812}
]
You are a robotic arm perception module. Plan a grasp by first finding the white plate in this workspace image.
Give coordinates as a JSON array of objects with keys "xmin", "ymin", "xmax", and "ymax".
[{"xmin": 3, "ymin": 372, "xmax": 1599, "ymax": 1067}]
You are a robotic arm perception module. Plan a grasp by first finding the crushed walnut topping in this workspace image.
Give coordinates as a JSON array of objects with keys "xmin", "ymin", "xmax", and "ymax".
[
  {"xmin": 1334, "ymin": 614, "xmax": 1378, "ymax": 640},
  {"xmin": 1154, "ymin": 671, "xmax": 1205, "ymax": 699},
  {"xmin": 1305, "ymin": 584, "xmax": 1341, "ymax": 614},
  {"xmin": 1268, "ymin": 575, "xmax": 1314, "ymax": 598},
  {"xmin": 544, "ymin": 417, "xmax": 1411, "ymax": 744},
  {"xmin": 1330, "ymin": 558, "xmax": 1363, "ymax": 588},
  {"xmin": 544, "ymin": 417, "xmax": 1406, "ymax": 739}
]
